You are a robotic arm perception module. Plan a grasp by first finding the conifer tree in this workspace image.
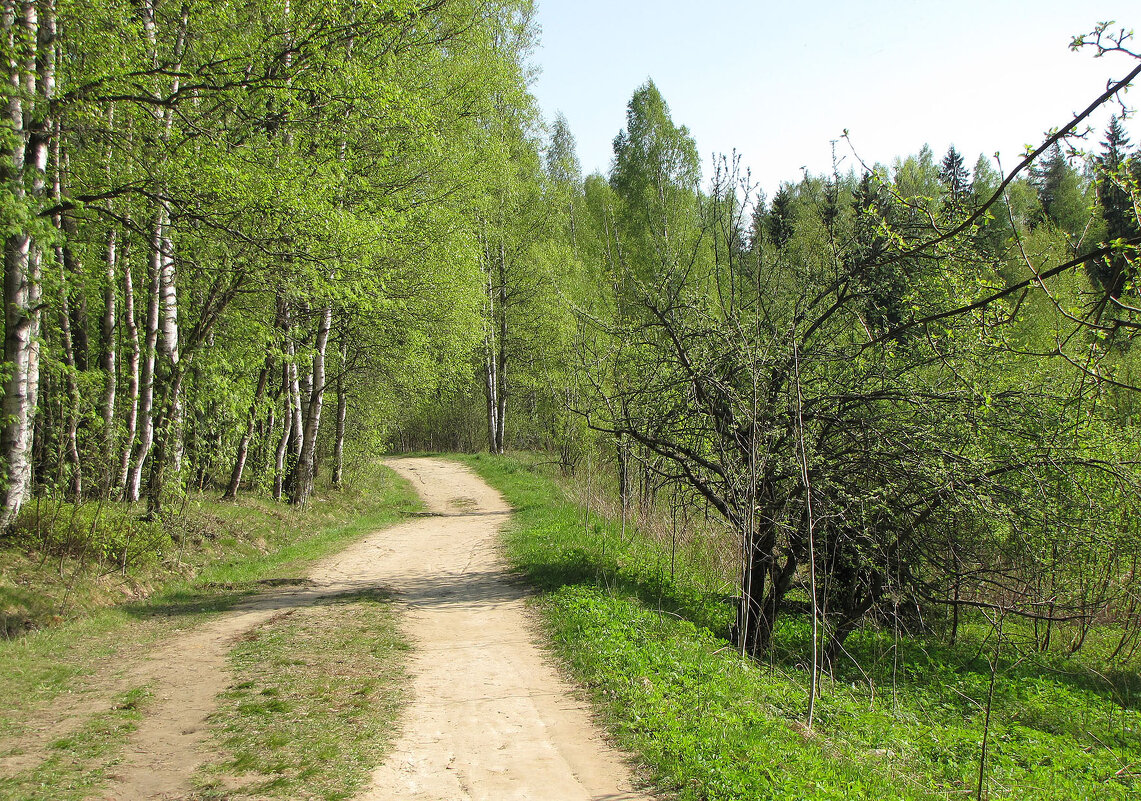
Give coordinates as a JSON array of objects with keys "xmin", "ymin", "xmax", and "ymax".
[
  {"xmin": 766, "ymin": 185, "xmax": 795, "ymax": 249},
  {"xmin": 939, "ymin": 145, "xmax": 970, "ymax": 214},
  {"xmin": 1093, "ymin": 115, "xmax": 1139, "ymax": 298}
]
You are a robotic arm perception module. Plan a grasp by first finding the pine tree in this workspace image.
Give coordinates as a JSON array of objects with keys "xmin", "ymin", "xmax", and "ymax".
[
  {"xmin": 939, "ymin": 145, "xmax": 970, "ymax": 214},
  {"xmin": 1093, "ymin": 116, "xmax": 1139, "ymax": 297},
  {"xmin": 766, "ymin": 185, "xmax": 795, "ymax": 249}
]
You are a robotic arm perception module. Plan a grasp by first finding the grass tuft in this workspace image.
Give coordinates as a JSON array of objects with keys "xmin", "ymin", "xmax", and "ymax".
[{"xmin": 195, "ymin": 589, "xmax": 409, "ymax": 800}]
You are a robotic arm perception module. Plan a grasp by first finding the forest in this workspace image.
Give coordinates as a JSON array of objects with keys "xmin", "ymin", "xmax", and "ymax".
[{"xmin": 2, "ymin": 1, "xmax": 1141, "ymax": 797}]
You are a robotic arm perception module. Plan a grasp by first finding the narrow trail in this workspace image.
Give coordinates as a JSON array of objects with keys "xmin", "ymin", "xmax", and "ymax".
[
  {"xmin": 6, "ymin": 458, "xmax": 651, "ymax": 800},
  {"xmin": 362, "ymin": 457, "xmax": 651, "ymax": 801}
]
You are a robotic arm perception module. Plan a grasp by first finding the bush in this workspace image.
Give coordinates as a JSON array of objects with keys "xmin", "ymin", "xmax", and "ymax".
[{"xmin": 4, "ymin": 497, "xmax": 171, "ymax": 570}]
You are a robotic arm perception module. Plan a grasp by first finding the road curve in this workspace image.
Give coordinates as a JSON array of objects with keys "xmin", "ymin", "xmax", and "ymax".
[{"xmin": 358, "ymin": 457, "xmax": 651, "ymax": 801}]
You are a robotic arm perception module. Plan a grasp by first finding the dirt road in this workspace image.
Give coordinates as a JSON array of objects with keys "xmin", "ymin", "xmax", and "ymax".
[
  {"xmin": 362, "ymin": 457, "xmax": 651, "ymax": 801},
  {"xmin": 63, "ymin": 457, "xmax": 651, "ymax": 800}
]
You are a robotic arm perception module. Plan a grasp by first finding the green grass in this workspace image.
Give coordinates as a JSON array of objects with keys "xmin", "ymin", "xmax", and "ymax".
[
  {"xmin": 0, "ymin": 462, "xmax": 421, "ymax": 798},
  {"xmin": 461, "ymin": 452, "xmax": 1141, "ymax": 801},
  {"xmin": 0, "ymin": 687, "xmax": 152, "ymax": 801},
  {"xmin": 194, "ymin": 588, "xmax": 409, "ymax": 800}
]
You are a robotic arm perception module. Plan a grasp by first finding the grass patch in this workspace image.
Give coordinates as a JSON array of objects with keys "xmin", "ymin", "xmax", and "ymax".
[
  {"xmin": 0, "ymin": 686, "xmax": 152, "ymax": 801},
  {"xmin": 461, "ymin": 452, "xmax": 1141, "ymax": 801},
  {"xmin": 195, "ymin": 589, "xmax": 409, "ymax": 800},
  {"xmin": 0, "ymin": 462, "xmax": 421, "ymax": 793}
]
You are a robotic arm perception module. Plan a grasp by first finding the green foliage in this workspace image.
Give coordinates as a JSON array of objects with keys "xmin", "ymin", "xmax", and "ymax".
[
  {"xmin": 4, "ymin": 498, "xmax": 169, "ymax": 567},
  {"xmin": 2, "ymin": 0, "xmax": 543, "ymax": 512},
  {"xmin": 572, "ymin": 74, "xmax": 1141, "ymax": 665},
  {"xmin": 468, "ymin": 453, "xmax": 1141, "ymax": 801},
  {"xmin": 611, "ymin": 80, "xmax": 703, "ymax": 284}
]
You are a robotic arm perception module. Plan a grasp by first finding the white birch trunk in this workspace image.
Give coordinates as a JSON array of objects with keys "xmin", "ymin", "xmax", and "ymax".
[
  {"xmin": 52, "ymin": 129, "xmax": 81, "ymax": 499},
  {"xmin": 0, "ymin": 0, "xmax": 52, "ymax": 527},
  {"xmin": 157, "ymin": 225, "xmax": 183, "ymax": 478},
  {"xmin": 289, "ymin": 304, "xmax": 332, "ymax": 505},
  {"xmin": 125, "ymin": 216, "xmax": 162, "ymax": 502},
  {"xmin": 332, "ymin": 333, "xmax": 348, "ymax": 488},
  {"xmin": 117, "ymin": 233, "xmax": 140, "ymax": 496},
  {"xmin": 273, "ymin": 362, "xmax": 291, "ymax": 501},
  {"xmin": 101, "ymin": 228, "xmax": 117, "ymax": 494}
]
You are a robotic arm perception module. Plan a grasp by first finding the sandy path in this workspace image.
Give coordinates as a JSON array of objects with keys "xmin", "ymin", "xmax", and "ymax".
[
  {"xmin": 78, "ymin": 457, "xmax": 651, "ymax": 800},
  {"xmin": 360, "ymin": 458, "xmax": 651, "ymax": 801}
]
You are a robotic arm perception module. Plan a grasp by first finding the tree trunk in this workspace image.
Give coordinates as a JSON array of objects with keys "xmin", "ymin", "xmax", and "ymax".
[
  {"xmin": 256, "ymin": 395, "xmax": 274, "ymax": 479},
  {"xmin": 144, "ymin": 364, "xmax": 184, "ymax": 518},
  {"xmin": 59, "ymin": 214, "xmax": 88, "ymax": 372},
  {"xmin": 117, "ymin": 231, "xmax": 140, "ymax": 496},
  {"xmin": 157, "ymin": 222, "xmax": 183, "ymax": 481},
  {"xmin": 0, "ymin": 0, "xmax": 53, "ymax": 528},
  {"xmin": 734, "ymin": 526, "xmax": 795, "ymax": 659},
  {"xmin": 495, "ymin": 246, "xmax": 508, "ymax": 454},
  {"xmin": 289, "ymin": 304, "xmax": 331, "ymax": 505},
  {"xmin": 1, "ymin": 237, "xmax": 43, "ymax": 526},
  {"xmin": 55, "ymin": 244, "xmax": 82, "ymax": 499},
  {"xmin": 224, "ymin": 350, "xmax": 274, "ymax": 499},
  {"xmin": 52, "ymin": 132, "xmax": 82, "ymax": 500},
  {"xmin": 481, "ymin": 240, "xmax": 507, "ymax": 455},
  {"xmin": 125, "ymin": 214, "xmax": 163, "ymax": 502},
  {"xmin": 100, "ymin": 228, "xmax": 118, "ymax": 496},
  {"xmin": 279, "ymin": 330, "xmax": 302, "ymax": 497},
  {"xmin": 332, "ymin": 333, "xmax": 348, "ymax": 488},
  {"xmin": 272, "ymin": 361, "xmax": 292, "ymax": 501},
  {"xmin": 484, "ymin": 334, "xmax": 498, "ymax": 453},
  {"xmin": 130, "ymin": 0, "xmax": 186, "ymax": 506}
]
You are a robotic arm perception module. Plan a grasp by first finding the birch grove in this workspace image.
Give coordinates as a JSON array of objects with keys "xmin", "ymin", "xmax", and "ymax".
[{"xmin": 0, "ymin": 0, "xmax": 537, "ymax": 517}]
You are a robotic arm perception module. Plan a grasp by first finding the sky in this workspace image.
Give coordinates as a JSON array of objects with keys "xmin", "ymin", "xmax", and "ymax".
[{"xmin": 529, "ymin": 1, "xmax": 1141, "ymax": 194}]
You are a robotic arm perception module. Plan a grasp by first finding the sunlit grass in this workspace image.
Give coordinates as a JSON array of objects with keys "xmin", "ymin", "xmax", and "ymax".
[
  {"xmin": 195, "ymin": 589, "xmax": 409, "ymax": 800},
  {"xmin": 463, "ymin": 452, "xmax": 1141, "ymax": 801}
]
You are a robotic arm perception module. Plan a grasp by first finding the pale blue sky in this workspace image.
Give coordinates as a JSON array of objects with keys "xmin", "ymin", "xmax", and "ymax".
[{"xmin": 531, "ymin": 1, "xmax": 1140, "ymax": 193}]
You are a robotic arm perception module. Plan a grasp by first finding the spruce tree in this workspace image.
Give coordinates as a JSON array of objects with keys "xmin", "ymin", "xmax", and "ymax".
[
  {"xmin": 766, "ymin": 185, "xmax": 795, "ymax": 249},
  {"xmin": 1093, "ymin": 116, "xmax": 1139, "ymax": 297},
  {"xmin": 939, "ymin": 145, "xmax": 970, "ymax": 214},
  {"xmin": 1032, "ymin": 144, "xmax": 1067, "ymax": 217}
]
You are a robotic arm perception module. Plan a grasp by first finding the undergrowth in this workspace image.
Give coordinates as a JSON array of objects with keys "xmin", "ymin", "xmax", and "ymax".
[{"xmin": 461, "ymin": 452, "xmax": 1141, "ymax": 801}]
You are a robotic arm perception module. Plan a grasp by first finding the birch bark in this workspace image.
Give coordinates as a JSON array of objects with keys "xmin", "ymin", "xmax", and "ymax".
[
  {"xmin": 100, "ymin": 228, "xmax": 117, "ymax": 495},
  {"xmin": 331, "ymin": 332, "xmax": 348, "ymax": 488},
  {"xmin": 124, "ymin": 218, "xmax": 161, "ymax": 501},
  {"xmin": 0, "ymin": 0, "xmax": 53, "ymax": 527},
  {"xmin": 117, "ymin": 229, "xmax": 140, "ymax": 496},
  {"xmin": 289, "ymin": 304, "xmax": 332, "ymax": 505}
]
